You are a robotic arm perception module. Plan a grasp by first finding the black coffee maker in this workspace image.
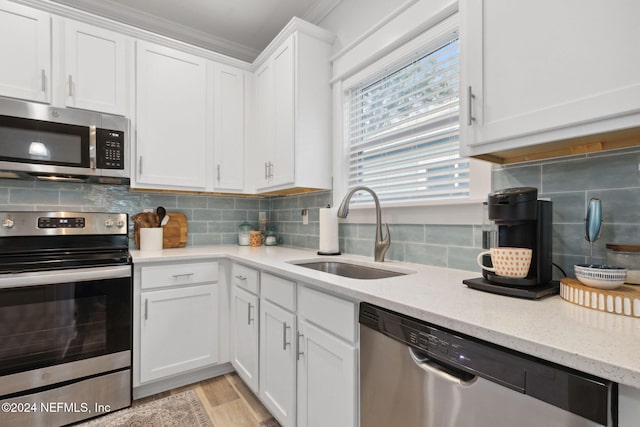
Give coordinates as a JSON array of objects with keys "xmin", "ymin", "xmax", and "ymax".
[{"xmin": 464, "ymin": 187, "xmax": 558, "ymax": 298}]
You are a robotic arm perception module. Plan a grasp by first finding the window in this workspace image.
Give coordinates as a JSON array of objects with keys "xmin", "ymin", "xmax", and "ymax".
[{"xmin": 345, "ymin": 36, "xmax": 467, "ymax": 205}]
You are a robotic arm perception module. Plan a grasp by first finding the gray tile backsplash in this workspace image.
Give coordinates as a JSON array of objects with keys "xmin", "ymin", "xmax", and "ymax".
[
  {"xmin": 2, "ymin": 146, "xmax": 638, "ymax": 276},
  {"xmin": 0, "ymin": 179, "xmax": 268, "ymax": 248}
]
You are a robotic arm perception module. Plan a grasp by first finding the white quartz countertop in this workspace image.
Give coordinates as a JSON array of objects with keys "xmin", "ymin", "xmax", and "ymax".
[{"xmin": 130, "ymin": 245, "xmax": 640, "ymax": 388}]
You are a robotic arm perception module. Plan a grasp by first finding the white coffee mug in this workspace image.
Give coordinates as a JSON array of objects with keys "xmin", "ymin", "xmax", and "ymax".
[{"xmin": 477, "ymin": 247, "xmax": 532, "ymax": 278}]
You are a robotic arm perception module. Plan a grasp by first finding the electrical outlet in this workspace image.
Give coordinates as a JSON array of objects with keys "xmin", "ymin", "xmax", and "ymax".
[{"xmin": 301, "ymin": 208, "xmax": 309, "ymax": 225}]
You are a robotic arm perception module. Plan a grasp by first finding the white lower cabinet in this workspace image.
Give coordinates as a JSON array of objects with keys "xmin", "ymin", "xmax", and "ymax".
[
  {"xmin": 296, "ymin": 320, "xmax": 356, "ymax": 427},
  {"xmin": 231, "ymin": 284, "xmax": 259, "ymax": 392},
  {"xmin": 296, "ymin": 285, "xmax": 357, "ymax": 427},
  {"xmin": 260, "ymin": 299, "xmax": 296, "ymax": 426},
  {"xmin": 134, "ymin": 260, "xmax": 224, "ymax": 392},
  {"xmin": 229, "ymin": 265, "xmax": 357, "ymax": 427},
  {"xmin": 140, "ymin": 283, "xmax": 218, "ymax": 382}
]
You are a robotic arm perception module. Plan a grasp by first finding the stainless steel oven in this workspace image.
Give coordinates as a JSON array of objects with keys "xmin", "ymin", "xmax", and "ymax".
[{"xmin": 0, "ymin": 211, "xmax": 132, "ymax": 427}]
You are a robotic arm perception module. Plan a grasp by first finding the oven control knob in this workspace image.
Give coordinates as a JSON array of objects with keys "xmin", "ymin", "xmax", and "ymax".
[
  {"xmin": 116, "ymin": 220, "xmax": 125, "ymax": 228},
  {"xmin": 2, "ymin": 218, "xmax": 15, "ymax": 229},
  {"xmin": 104, "ymin": 218, "xmax": 114, "ymax": 228}
]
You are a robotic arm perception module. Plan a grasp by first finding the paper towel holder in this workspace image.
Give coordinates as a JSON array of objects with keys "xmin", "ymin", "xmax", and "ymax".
[{"xmin": 318, "ymin": 204, "xmax": 341, "ymax": 256}]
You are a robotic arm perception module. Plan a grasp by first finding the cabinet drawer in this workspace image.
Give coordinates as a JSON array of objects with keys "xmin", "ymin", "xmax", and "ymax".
[
  {"xmin": 298, "ymin": 285, "xmax": 356, "ymax": 343},
  {"xmin": 140, "ymin": 261, "xmax": 218, "ymax": 290},
  {"xmin": 231, "ymin": 263, "xmax": 259, "ymax": 294},
  {"xmin": 261, "ymin": 273, "xmax": 295, "ymax": 311}
]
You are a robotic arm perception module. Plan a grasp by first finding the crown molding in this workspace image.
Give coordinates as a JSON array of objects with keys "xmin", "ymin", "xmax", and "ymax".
[
  {"xmin": 17, "ymin": 0, "xmax": 259, "ymax": 62},
  {"xmin": 301, "ymin": 0, "xmax": 343, "ymax": 24},
  {"xmin": 252, "ymin": 17, "xmax": 336, "ymax": 68}
]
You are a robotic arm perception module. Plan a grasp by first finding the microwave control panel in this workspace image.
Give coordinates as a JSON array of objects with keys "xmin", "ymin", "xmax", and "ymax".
[{"xmin": 96, "ymin": 128, "xmax": 125, "ymax": 170}]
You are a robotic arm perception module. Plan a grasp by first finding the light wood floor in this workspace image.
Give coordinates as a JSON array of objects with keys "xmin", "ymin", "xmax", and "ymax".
[{"xmin": 134, "ymin": 373, "xmax": 280, "ymax": 427}]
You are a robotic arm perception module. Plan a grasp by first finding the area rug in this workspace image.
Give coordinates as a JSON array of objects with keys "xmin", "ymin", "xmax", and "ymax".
[{"xmin": 79, "ymin": 390, "xmax": 213, "ymax": 426}]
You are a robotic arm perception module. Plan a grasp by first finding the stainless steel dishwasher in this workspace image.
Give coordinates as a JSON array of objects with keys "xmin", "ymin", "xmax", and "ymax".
[{"xmin": 360, "ymin": 303, "xmax": 617, "ymax": 427}]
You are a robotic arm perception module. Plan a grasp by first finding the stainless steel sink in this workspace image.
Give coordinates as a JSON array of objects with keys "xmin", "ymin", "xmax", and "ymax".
[{"xmin": 291, "ymin": 260, "xmax": 409, "ymax": 280}]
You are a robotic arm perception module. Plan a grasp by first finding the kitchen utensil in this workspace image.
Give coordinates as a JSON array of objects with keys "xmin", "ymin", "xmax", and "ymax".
[
  {"xmin": 606, "ymin": 243, "xmax": 640, "ymax": 284},
  {"xmin": 584, "ymin": 198, "xmax": 602, "ymax": 263},
  {"xmin": 161, "ymin": 213, "xmax": 170, "ymax": 227},
  {"xmin": 574, "ymin": 263, "xmax": 627, "ymax": 289},
  {"xmin": 134, "ymin": 212, "xmax": 187, "ymax": 248},
  {"xmin": 156, "ymin": 206, "xmax": 166, "ymax": 227},
  {"xmin": 476, "ymin": 247, "xmax": 533, "ymax": 278}
]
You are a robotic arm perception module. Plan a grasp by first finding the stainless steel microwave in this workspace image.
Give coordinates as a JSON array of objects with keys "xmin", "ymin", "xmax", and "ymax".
[{"xmin": 0, "ymin": 98, "xmax": 129, "ymax": 184}]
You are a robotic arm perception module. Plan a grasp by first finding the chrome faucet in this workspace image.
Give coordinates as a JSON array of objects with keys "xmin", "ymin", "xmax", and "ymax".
[{"xmin": 337, "ymin": 186, "xmax": 390, "ymax": 262}]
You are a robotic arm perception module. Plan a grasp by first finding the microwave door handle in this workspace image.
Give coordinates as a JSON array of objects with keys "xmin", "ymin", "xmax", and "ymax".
[{"xmin": 89, "ymin": 126, "xmax": 97, "ymax": 169}]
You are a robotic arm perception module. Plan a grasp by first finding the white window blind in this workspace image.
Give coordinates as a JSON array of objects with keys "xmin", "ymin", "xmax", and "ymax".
[{"xmin": 347, "ymin": 37, "xmax": 467, "ymax": 205}]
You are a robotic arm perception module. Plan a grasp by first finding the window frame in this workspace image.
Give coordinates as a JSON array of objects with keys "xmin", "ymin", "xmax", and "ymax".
[{"xmin": 332, "ymin": 14, "xmax": 491, "ymax": 225}]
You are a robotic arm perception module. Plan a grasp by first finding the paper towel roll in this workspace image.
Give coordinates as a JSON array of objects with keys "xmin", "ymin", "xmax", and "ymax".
[{"xmin": 318, "ymin": 206, "xmax": 340, "ymax": 255}]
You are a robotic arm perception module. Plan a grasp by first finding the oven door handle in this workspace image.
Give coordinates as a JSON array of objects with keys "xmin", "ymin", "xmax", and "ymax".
[{"xmin": 0, "ymin": 265, "xmax": 131, "ymax": 289}]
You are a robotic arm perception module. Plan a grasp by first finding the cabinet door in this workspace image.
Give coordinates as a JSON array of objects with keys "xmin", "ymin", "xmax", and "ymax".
[
  {"xmin": 64, "ymin": 20, "xmax": 127, "ymax": 115},
  {"xmin": 0, "ymin": 1, "xmax": 50, "ymax": 103},
  {"xmin": 297, "ymin": 320, "xmax": 357, "ymax": 427},
  {"xmin": 270, "ymin": 35, "xmax": 295, "ymax": 187},
  {"xmin": 135, "ymin": 41, "xmax": 208, "ymax": 190},
  {"xmin": 231, "ymin": 285, "xmax": 259, "ymax": 392},
  {"xmin": 260, "ymin": 299, "xmax": 296, "ymax": 427},
  {"xmin": 254, "ymin": 60, "xmax": 274, "ymax": 190},
  {"xmin": 461, "ymin": 0, "xmax": 640, "ymax": 155},
  {"xmin": 140, "ymin": 284, "xmax": 218, "ymax": 383},
  {"xmin": 213, "ymin": 63, "xmax": 245, "ymax": 191}
]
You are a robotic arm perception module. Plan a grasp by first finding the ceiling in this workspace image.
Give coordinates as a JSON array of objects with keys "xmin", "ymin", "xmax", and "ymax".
[{"xmin": 50, "ymin": 0, "xmax": 343, "ymax": 62}]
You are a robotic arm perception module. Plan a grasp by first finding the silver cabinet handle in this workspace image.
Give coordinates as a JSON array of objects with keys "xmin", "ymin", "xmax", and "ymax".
[
  {"xmin": 68, "ymin": 75, "xmax": 73, "ymax": 97},
  {"xmin": 268, "ymin": 161, "xmax": 274, "ymax": 179},
  {"xmin": 217, "ymin": 164, "xmax": 221, "ymax": 182},
  {"xmin": 144, "ymin": 299, "xmax": 149, "ymax": 320},
  {"xmin": 172, "ymin": 273, "xmax": 194, "ymax": 279},
  {"xmin": 235, "ymin": 274, "xmax": 247, "ymax": 281},
  {"xmin": 41, "ymin": 69, "xmax": 47, "ymax": 92},
  {"xmin": 296, "ymin": 331, "xmax": 304, "ymax": 360},
  {"xmin": 247, "ymin": 303, "xmax": 254, "ymax": 325},
  {"xmin": 467, "ymin": 86, "xmax": 476, "ymax": 126},
  {"xmin": 139, "ymin": 156, "xmax": 143, "ymax": 176},
  {"xmin": 283, "ymin": 323, "xmax": 291, "ymax": 350},
  {"xmin": 264, "ymin": 162, "xmax": 268, "ymax": 180}
]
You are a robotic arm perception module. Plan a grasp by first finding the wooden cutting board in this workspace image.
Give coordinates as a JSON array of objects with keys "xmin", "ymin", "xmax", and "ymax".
[
  {"xmin": 134, "ymin": 212, "xmax": 188, "ymax": 249},
  {"xmin": 560, "ymin": 277, "xmax": 640, "ymax": 318}
]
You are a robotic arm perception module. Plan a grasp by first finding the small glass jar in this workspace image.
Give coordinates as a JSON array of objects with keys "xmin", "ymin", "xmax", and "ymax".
[
  {"xmin": 249, "ymin": 230, "xmax": 263, "ymax": 247},
  {"xmin": 606, "ymin": 243, "xmax": 640, "ymax": 284},
  {"xmin": 238, "ymin": 222, "xmax": 252, "ymax": 246},
  {"xmin": 265, "ymin": 228, "xmax": 278, "ymax": 246}
]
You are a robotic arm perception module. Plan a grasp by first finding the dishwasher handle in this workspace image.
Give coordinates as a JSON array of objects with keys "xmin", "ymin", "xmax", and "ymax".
[{"xmin": 409, "ymin": 347, "xmax": 476, "ymax": 386}]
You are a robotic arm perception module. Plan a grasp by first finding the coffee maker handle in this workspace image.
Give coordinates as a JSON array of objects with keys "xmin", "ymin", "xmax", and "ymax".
[{"xmin": 477, "ymin": 250, "xmax": 496, "ymax": 272}]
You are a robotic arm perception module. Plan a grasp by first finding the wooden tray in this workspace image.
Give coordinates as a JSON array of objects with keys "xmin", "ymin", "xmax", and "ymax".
[
  {"xmin": 560, "ymin": 277, "xmax": 640, "ymax": 318},
  {"xmin": 134, "ymin": 212, "xmax": 188, "ymax": 249}
]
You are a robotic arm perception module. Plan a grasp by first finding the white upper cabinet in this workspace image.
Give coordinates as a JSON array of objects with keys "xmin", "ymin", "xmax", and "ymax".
[
  {"xmin": 134, "ymin": 40, "xmax": 208, "ymax": 190},
  {"xmin": 460, "ymin": 0, "xmax": 640, "ymax": 163},
  {"xmin": 63, "ymin": 20, "xmax": 128, "ymax": 115},
  {"xmin": 252, "ymin": 20, "xmax": 334, "ymax": 193},
  {"xmin": 212, "ymin": 63, "xmax": 246, "ymax": 192},
  {"xmin": 0, "ymin": 1, "xmax": 51, "ymax": 103}
]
